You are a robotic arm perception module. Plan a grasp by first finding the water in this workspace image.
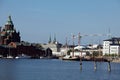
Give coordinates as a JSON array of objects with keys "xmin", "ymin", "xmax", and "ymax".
[{"xmin": 0, "ymin": 59, "xmax": 120, "ymax": 80}]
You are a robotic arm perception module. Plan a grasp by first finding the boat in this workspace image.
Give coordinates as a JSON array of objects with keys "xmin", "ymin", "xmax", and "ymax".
[
  {"xmin": 15, "ymin": 54, "xmax": 31, "ymax": 59},
  {"xmin": 6, "ymin": 55, "xmax": 13, "ymax": 59},
  {"xmin": 62, "ymin": 55, "xmax": 80, "ymax": 61}
]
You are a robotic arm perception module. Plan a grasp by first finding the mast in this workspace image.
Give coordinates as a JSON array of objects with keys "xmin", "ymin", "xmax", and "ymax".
[
  {"xmin": 65, "ymin": 36, "xmax": 68, "ymax": 55},
  {"xmin": 78, "ymin": 32, "xmax": 82, "ymax": 70},
  {"xmin": 78, "ymin": 32, "xmax": 81, "ymax": 46},
  {"xmin": 108, "ymin": 28, "xmax": 111, "ymax": 56},
  {"xmin": 72, "ymin": 34, "xmax": 75, "ymax": 57}
]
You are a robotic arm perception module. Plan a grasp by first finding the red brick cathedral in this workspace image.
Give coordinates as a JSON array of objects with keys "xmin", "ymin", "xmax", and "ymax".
[{"xmin": 0, "ymin": 16, "xmax": 21, "ymax": 45}]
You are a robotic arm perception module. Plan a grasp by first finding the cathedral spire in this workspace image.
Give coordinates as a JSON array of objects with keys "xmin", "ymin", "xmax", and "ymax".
[
  {"xmin": 5, "ymin": 15, "xmax": 14, "ymax": 25},
  {"xmin": 53, "ymin": 34, "xmax": 56, "ymax": 43}
]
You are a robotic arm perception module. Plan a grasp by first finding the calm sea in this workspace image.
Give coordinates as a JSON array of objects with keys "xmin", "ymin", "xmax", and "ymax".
[{"xmin": 0, "ymin": 59, "xmax": 120, "ymax": 80}]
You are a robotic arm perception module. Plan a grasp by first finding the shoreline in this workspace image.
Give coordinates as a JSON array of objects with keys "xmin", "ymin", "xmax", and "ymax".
[{"xmin": 112, "ymin": 58, "xmax": 120, "ymax": 63}]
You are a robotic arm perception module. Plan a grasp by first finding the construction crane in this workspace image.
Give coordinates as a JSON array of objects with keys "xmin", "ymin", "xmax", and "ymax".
[
  {"xmin": 74, "ymin": 33, "xmax": 111, "ymax": 45},
  {"xmin": 71, "ymin": 32, "xmax": 111, "ymax": 57},
  {"xmin": 71, "ymin": 32, "xmax": 111, "ymax": 70}
]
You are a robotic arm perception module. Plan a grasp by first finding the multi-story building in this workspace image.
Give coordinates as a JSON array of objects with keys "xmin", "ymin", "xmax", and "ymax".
[
  {"xmin": 0, "ymin": 16, "xmax": 21, "ymax": 45},
  {"xmin": 103, "ymin": 37, "xmax": 120, "ymax": 55}
]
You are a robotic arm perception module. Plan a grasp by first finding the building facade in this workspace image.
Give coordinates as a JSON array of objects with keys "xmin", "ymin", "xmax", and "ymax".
[
  {"xmin": 103, "ymin": 37, "xmax": 120, "ymax": 55},
  {"xmin": 41, "ymin": 35, "xmax": 62, "ymax": 56},
  {"xmin": 0, "ymin": 16, "xmax": 20, "ymax": 45}
]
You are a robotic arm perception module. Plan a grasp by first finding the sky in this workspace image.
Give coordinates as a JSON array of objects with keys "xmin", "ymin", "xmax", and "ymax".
[{"xmin": 0, "ymin": 0, "xmax": 120, "ymax": 45}]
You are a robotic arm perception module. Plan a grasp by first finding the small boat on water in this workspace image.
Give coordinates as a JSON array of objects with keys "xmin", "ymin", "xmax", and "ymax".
[
  {"xmin": 15, "ymin": 54, "xmax": 31, "ymax": 59},
  {"xmin": 7, "ymin": 55, "xmax": 13, "ymax": 59},
  {"xmin": 62, "ymin": 55, "xmax": 80, "ymax": 61}
]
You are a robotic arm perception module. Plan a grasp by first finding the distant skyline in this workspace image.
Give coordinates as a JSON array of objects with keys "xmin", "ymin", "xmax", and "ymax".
[{"xmin": 0, "ymin": 0, "xmax": 120, "ymax": 45}]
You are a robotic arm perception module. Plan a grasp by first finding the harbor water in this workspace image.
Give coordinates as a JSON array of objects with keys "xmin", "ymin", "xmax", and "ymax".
[{"xmin": 0, "ymin": 59, "xmax": 120, "ymax": 80}]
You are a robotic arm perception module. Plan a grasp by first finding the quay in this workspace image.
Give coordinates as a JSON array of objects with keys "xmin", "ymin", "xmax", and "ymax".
[{"xmin": 0, "ymin": 16, "xmax": 120, "ymax": 64}]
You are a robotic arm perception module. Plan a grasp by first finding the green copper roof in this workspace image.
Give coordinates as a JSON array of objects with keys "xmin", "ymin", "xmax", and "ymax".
[
  {"xmin": 48, "ymin": 35, "xmax": 51, "ymax": 43},
  {"xmin": 5, "ymin": 15, "xmax": 14, "ymax": 25},
  {"xmin": 53, "ymin": 34, "xmax": 56, "ymax": 43}
]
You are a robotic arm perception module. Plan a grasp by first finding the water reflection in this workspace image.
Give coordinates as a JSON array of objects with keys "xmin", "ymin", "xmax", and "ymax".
[{"xmin": 0, "ymin": 59, "xmax": 120, "ymax": 80}]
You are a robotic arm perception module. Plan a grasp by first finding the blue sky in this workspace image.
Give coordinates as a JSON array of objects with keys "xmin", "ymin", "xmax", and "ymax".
[{"xmin": 0, "ymin": 0, "xmax": 120, "ymax": 45}]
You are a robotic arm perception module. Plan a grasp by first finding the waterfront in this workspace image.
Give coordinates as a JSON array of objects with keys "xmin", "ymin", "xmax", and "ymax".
[{"xmin": 0, "ymin": 59, "xmax": 120, "ymax": 80}]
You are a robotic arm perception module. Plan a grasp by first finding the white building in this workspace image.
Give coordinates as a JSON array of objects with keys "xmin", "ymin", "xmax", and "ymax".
[
  {"xmin": 103, "ymin": 37, "xmax": 120, "ymax": 55},
  {"xmin": 41, "ymin": 35, "xmax": 62, "ymax": 56},
  {"xmin": 74, "ymin": 45, "xmax": 85, "ymax": 50},
  {"xmin": 70, "ymin": 51, "xmax": 86, "ymax": 57},
  {"xmin": 86, "ymin": 44, "xmax": 98, "ymax": 49},
  {"xmin": 110, "ymin": 45, "xmax": 120, "ymax": 54}
]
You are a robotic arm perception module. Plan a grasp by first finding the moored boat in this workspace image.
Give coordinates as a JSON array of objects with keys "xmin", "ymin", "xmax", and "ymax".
[
  {"xmin": 62, "ymin": 55, "xmax": 80, "ymax": 61},
  {"xmin": 15, "ymin": 54, "xmax": 31, "ymax": 59}
]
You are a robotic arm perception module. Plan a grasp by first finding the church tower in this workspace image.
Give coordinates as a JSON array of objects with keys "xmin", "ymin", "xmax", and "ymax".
[
  {"xmin": 0, "ymin": 16, "xmax": 21, "ymax": 45},
  {"xmin": 48, "ymin": 35, "xmax": 51, "ymax": 43},
  {"xmin": 53, "ymin": 34, "xmax": 56, "ymax": 43},
  {"xmin": 5, "ymin": 15, "xmax": 14, "ymax": 30}
]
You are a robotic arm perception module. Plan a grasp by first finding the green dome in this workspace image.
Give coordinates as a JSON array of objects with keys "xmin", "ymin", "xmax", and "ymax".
[{"xmin": 5, "ymin": 16, "xmax": 14, "ymax": 25}]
